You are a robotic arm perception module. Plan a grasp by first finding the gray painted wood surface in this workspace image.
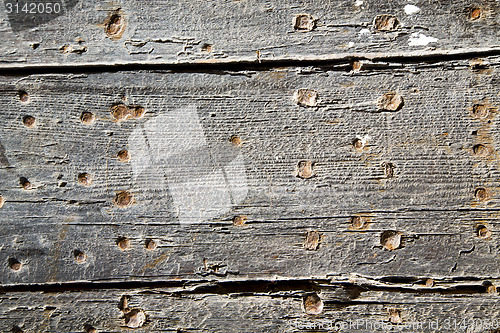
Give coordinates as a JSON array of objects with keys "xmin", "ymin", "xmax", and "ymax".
[{"xmin": 0, "ymin": 1, "xmax": 499, "ymax": 332}]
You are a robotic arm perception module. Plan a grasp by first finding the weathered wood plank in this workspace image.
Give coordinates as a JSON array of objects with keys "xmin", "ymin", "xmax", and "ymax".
[
  {"xmin": 0, "ymin": 57, "xmax": 498, "ymax": 285},
  {"xmin": 1, "ymin": 278, "xmax": 499, "ymax": 332},
  {"xmin": 0, "ymin": 0, "xmax": 498, "ymax": 68}
]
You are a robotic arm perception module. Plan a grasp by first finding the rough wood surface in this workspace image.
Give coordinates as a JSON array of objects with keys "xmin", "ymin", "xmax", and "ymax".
[
  {"xmin": 0, "ymin": 57, "xmax": 498, "ymax": 287},
  {"xmin": 0, "ymin": 0, "xmax": 499, "ymax": 68},
  {"xmin": 1, "ymin": 2, "xmax": 499, "ymax": 332}
]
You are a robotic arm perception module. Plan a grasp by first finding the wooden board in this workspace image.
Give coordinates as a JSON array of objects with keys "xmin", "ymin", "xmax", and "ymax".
[
  {"xmin": 0, "ymin": 1, "xmax": 499, "ymax": 332},
  {"xmin": 0, "ymin": 0, "xmax": 499, "ymax": 68}
]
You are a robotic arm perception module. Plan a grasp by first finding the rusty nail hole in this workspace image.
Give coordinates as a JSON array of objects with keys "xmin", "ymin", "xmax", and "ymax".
[
  {"xmin": 145, "ymin": 239, "xmax": 157, "ymax": 250},
  {"xmin": 380, "ymin": 230, "xmax": 402, "ymax": 250},
  {"xmin": 425, "ymin": 278, "xmax": 434, "ymax": 288},
  {"xmin": 114, "ymin": 190, "xmax": 134, "ymax": 208},
  {"xmin": 388, "ymin": 308, "xmax": 403, "ymax": 324},
  {"xmin": 74, "ymin": 250, "xmax": 87, "ymax": 264},
  {"xmin": 352, "ymin": 60, "xmax": 363, "ymax": 72},
  {"xmin": 472, "ymin": 104, "xmax": 489, "ymax": 119},
  {"xmin": 233, "ymin": 215, "xmax": 247, "ymax": 227},
  {"xmin": 486, "ymin": 283, "xmax": 497, "ymax": 294},
  {"xmin": 18, "ymin": 90, "xmax": 29, "ymax": 103},
  {"xmin": 117, "ymin": 237, "xmax": 131, "ymax": 250},
  {"xmin": 296, "ymin": 160, "xmax": 315, "ymax": 179},
  {"xmin": 19, "ymin": 177, "xmax": 31, "ymax": 190},
  {"xmin": 302, "ymin": 293, "xmax": 323, "ymax": 315},
  {"xmin": 472, "ymin": 144, "xmax": 490, "ymax": 157},
  {"xmin": 373, "ymin": 14, "xmax": 399, "ymax": 31},
  {"xmin": 352, "ymin": 138, "xmax": 366, "ymax": 150},
  {"xmin": 130, "ymin": 105, "xmax": 145, "ymax": 119},
  {"xmin": 84, "ymin": 324, "xmax": 97, "ymax": 333},
  {"xmin": 201, "ymin": 43, "xmax": 212, "ymax": 52},
  {"xmin": 22, "ymin": 115, "xmax": 36, "ymax": 128},
  {"xmin": 80, "ymin": 112, "xmax": 95, "ymax": 125},
  {"xmin": 9, "ymin": 258, "xmax": 22, "ymax": 271},
  {"xmin": 0, "ymin": 195, "xmax": 5, "ymax": 208},
  {"xmin": 105, "ymin": 13, "xmax": 125, "ymax": 39},
  {"xmin": 350, "ymin": 216, "xmax": 367, "ymax": 230},
  {"xmin": 304, "ymin": 230, "xmax": 321, "ymax": 251},
  {"xmin": 293, "ymin": 89, "xmax": 318, "ymax": 107},
  {"xmin": 78, "ymin": 173, "xmax": 93, "ymax": 186},
  {"xmin": 125, "ymin": 308, "xmax": 146, "ymax": 328},
  {"xmin": 230, "ymin": 135, "xmax": 243, "ymax": 147},
  {"xmin": 378, "ymin": 92, "xmax": 404, "ymax": 111},
  {"xmin": 381, "ymin": 162, "xmax": 395, "ymax": 178},
  {"xmin": 469, "ymin": 7, "xmax": 482, "ymax": 20},
  {"xmin": 477, "ymin": 225, "xmax": 492, "ymax": 239},
  {"xmin": 475, "ymin": 187, "xmax": 489, "ymax": 201},
  {"xmin": 117, "ymin": 150, "xmax": 131, "ymax": 163},
  {"xmin": 111, "ymin": 103, "xmax": 130, "ymax": 121},
  {"xmin": 293, "ymin": 14, "xmax": 316, "ymax": 31}
]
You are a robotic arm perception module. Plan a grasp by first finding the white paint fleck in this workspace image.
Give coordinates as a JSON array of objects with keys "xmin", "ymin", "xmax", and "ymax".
[
  {"xmin": 404, "ymin": 4, "xmax": 420, "ymax": 15},
  {"xmin": 359, "ymin": 28, "xmax": 371, "ymax": 35},
  {"xmin": 348, "ymin": 41, "xmax": 355, "ymax": 48},
  {"xmin": 354, "ymin": 0, "xmax": 363, "ymax": 7},
  {"xmin": 408, "ymin": 33, "xmax": 438, "ymax": 46}
]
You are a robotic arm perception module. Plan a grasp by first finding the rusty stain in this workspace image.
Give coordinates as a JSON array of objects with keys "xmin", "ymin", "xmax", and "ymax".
[
  {"xmin": 230, "ymin": 135, "xmax": 243, "ymax": 147},
  {"xmin": 233, "ymin": 215, "xmax": 247, "ymax": 226},
  {"xmin": 469, "ymin": 7, "xmax": 482, "ymax": 20},
  {"xmin": 469, "ymin": 59, "xmax": 492, "ymax": 74},
  {"xmin": 140, "ymin": 252, "xmax": 171, "ymax": 273}
]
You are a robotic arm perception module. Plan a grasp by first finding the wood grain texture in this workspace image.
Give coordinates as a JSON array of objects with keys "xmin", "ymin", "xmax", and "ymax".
[
  {"xmin": 1, "ymin": 278, "xmax": 500, "ymax": 332},
  {"xmin": 0, "ymin": 57, "xmax": 498, "ymax": 286},
  {"xmin": 0, "ymin": 0, "xmax": 499, "ymax": 68}
]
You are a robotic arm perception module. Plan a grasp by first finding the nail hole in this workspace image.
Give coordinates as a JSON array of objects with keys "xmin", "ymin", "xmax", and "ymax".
[
  {"xmin": 350, "ymin": 216, "xmax": 368, "ymax": 230},
  {"xmin": 378, "ymin": 92, "xmax": 404, "ymax": 111},
  {"xmin": 145, "ymin": 239, "xmax": 157, "ymax": 250},
  {"xmin": 475, "ymin": 187, "xmax": 489, "ymax": 201},
  {"xmin": 118, "ymin": 295, "xmax": 130, "ymax": 312},
  {"xmin": 232, "ymin": 215, "xmax": 247, "ymax": 227},
  {"xmin": 73, "ymin": 250, "xmax": 87, "ymax": 264},
  {"xmin": 105, "ymin": 13, "xmax": 125, "ymax": 39},
  {"xmin": 78, "ymin": 173, "xmax": 93, "ymax": 186},
  {"xmin": 425, "ymin": 278, "xmax": 434, "ymax": 288},
  {"xmin": 18, "ymin": 90, "xmax": 29, "ymax": 103},
  {"xmin": 111, "ymin": 103, "xmax": 145, "ymax": 121},
  {"xmin": 293, "ymin": 89, "xmax": 318, "ymax": 107},
  {"xmin": 472, "ymin": 104, "xmax": 489, "ymax": 119},
  {"xmin": 469, "ymin": 7, "xmax": 482, "ymax": 20},
  {"xmin": 230, "ymin": 135, "xmax": 242, "ymax": 147},
  {"xmin": 296, "ymin": 160, "xmax": 315, "ymax": 179},
  {"xmin": 84, "ymin": 324, "xmax": 97, "ymax": 333},
  {"xmin": 117, "ymin": 150, "xmax": 131, "ymax": 163},
  {"xmin": 125, "ymin": 309, "xmax": 146, "ymax": 328},
  {"xmin": 471, "ymin": 130, "xmax": 478, "ymax": 136},
  {"xmin": 472, "ymin": 144, "xmax": 490, "ymax": 157},
  {"xmin": 352, "ymin": 138, "xmax": 366, "ymax": 150},
  {"xmin": 388, "ymin": 308, "xmax": 403, "ymax": 324},
  {"xmin": 380, "ymin": 230, "xmax": 402, "ymax": 250},
  {"xmin": 22, "ymin": 115, "xmax": 36, "ymax": 128},
  {"xmin": 80, "ymin": 112, "xmax": 95, "ymax": 125},
  {"xmin": 381, "ymin": 162, "xmax": 395, "ymax": 178},
  {"xmin": 201, "ymin": 43, "xmax": 212, "ymax": 52},
  {"xmin": 59, "ymin": 182, "xmax": 67, "ymax": 188},
  {"xmin": 293, "ymin": 14, "xmax": 317, "ymax": 31},
  {"xmin": 373, "ymin": 14, "xmax": 399, "ymax": 31},
  {"xmin": 304, "ymin": 230, "xmax": 321, "ymax": 251},
  {"xmin": 114, "ymin": 190, "xmax": 135, "ymax": 208},
  {"xmin": 19, "ymin": 177, "xmax": 31, "ymax": 190},
  {"xmin": 12, "ymin": 325, "xmax": 23, "ymax": 333},
  {"xmin": 302, "ymin": 293, "xmax": 323, "ymax": 315},
  {"xmin": 117, "ymin": 237, "xmax": 131, "ymax": 250},
  {"xmin": 476, "ymin": 225, "xmax": 492, "ymax": 239},
  {"xmin": 9, "ymin": 258, "xmax": 22, "ymax": 271}
]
